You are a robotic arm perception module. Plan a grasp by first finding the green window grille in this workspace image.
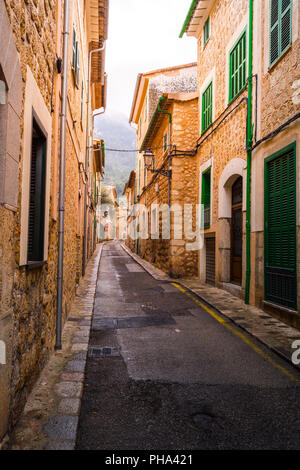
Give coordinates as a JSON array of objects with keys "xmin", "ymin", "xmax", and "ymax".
[
  {"xmin": 270, "ymin": 0, "xmax": 292, "ymax": 65},
  {"xmin": 229, "ymin": 31, "xmax": 247, "ymax": 102},
  {"xmin": 264, "ymin": 142, "xmax": 297, "ymax": 310},
  {"xmin": 163, "ymin": 132, "xmax": 168, "ymax": 152},
  {"xmin": 201, "ymin": 82, "xmax": 213, "ymax": 134},
  {"xmin": 201, "ymin": 168, "xmax": 211, "ymax": 229},
  {"xmin": 203, "ymin": 17, "xmax": 210, "ymax": 46}
]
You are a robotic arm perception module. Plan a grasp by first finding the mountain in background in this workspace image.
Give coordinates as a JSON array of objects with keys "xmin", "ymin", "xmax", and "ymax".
[{"xmin": 94, "ymin": 110, "xmax": 137, "ymax": 196}]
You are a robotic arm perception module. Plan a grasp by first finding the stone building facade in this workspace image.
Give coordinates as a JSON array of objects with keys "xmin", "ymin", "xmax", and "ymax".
[
  {"xmin": 180, "ymin": 0, "xmax": 300, "ymax": 326},
  {"xmin": 123, "ymin": 170, "xmax": 136, "ymax": 253},
  {"xmin": 0, "ymin": 0, "xmax": 108, "ymax": 442},
  {"xmin": 128, "ymin": 64, "xmax": 199, "ymax": 277}
]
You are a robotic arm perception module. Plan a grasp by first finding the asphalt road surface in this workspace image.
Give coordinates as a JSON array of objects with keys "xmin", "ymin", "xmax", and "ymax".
[{"xmin": 76, "ymin": 241, "xmax": 300, "ymax": 450}]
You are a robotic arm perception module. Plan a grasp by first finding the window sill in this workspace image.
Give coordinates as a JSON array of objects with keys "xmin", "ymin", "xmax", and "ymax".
[
  {"xmin": 26, "ymin": 260, "xmax": 47, "ymax": 270},
  {"xmin": 203, "ymin": 37, "xmax": 210, "ymax": 51}
]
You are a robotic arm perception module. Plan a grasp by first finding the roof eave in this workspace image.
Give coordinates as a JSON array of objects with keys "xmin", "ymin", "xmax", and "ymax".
[{"xmin": 179, "ymin": 0, "xmax": 199, "ymax": 38}]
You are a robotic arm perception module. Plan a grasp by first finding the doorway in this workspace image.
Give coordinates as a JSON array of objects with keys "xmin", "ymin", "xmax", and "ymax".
[{"xmin": 231, "ymin": 176, "xmax": 242, "ymax": 284}]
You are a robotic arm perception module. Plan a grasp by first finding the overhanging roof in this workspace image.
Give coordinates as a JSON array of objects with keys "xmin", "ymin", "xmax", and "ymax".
[
  {"xmin": 123, "ymin": 170, "xmax": 136, "ymax": 195},
  {"xmin": 87, "ymin": 0, "xmax": 109, "ymax": 110},
  {"xmin": 129, "ymin": 63, "xmax": 197, "ymax": 124},
  {"xmin": 179, "ymin": 0, "xmax": 214, "ymax": 38}
]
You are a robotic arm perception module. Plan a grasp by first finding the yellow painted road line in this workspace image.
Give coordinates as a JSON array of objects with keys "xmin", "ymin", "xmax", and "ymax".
[{"xmin": 171, "ymin": 282, "xmax": 300, "ymax": 385}]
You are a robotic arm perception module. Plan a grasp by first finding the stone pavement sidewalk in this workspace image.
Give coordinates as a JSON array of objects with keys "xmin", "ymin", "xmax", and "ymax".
[
  {"xmin": 121, "ymin": 242, "xmax": 300, "ymax": 370},
  {"xmin": 8, "ymin": 244, "xmax": 103, "ymax": 450}
]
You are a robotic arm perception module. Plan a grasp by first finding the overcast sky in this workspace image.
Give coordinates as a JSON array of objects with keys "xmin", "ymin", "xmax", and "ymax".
[{"xmin": 105, "ymin": 0, "xmax": 197, "ymax": 119}]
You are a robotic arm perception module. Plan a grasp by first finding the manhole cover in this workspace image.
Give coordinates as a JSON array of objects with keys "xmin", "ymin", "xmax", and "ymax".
[{"xmin": 88, "ymin": 346, "xmax": 120, "ymax": 357}]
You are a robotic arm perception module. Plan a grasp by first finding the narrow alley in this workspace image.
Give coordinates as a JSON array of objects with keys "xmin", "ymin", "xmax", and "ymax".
[{"xmin": 76, "ymin": 242, "xmax": 300, "ymax": 450}]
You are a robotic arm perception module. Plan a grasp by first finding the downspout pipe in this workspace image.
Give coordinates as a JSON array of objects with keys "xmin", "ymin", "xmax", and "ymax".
[
  {"xmin": 56, "ymin": 0, "xmax": 70, "ymax": 350},
  {"xmin": 82, "ymin": 43, "xmax": 106, "ymax": 276},
  {"xmin": 245, "ymin": 0, "xmax": 254, "ymax": 304}
]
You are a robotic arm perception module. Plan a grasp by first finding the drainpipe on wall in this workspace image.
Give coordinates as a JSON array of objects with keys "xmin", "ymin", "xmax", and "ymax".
[
  {"xmin": 56, "ymin": 0, "xmax": 70, "ymax": 350},
  {"xmin": 245, "ymin": 0, "xmax": 254, "ymax": 305},
  {"xmin": 82, "ymin": 43, "xmax": 106, "ymax": 276}
]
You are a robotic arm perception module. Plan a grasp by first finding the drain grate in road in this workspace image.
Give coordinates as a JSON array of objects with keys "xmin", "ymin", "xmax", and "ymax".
[{"xmin": 88, "ymin": 346, "xmax": 120, "ymax": 357}]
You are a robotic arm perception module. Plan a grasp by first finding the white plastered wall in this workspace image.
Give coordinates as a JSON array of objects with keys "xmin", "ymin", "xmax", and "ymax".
[{"xmin": 218, "ymin": 157, "xmax": 247, "ymax": 219}]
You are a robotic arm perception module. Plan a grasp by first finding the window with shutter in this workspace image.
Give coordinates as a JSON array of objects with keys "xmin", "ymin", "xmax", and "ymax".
[
  {"xmin": 270, "ymin": 0, "xmax": 292, "ymax": 66},
  {"xmin": 28, "ymin": 119, "xmax": 47, "ymax": 263},
  {"xmin": 203, "ymin": 17, "xmax": 210, "ymax": 46},
  {"xmin": 229, "ymin": 30, "xmax": 247, "ymax": 102},
  {"xmin": 72, "ymin": 28, "xmax": 76, "ymax": 70},
  {"xmin": 80, "ymin": 80, "xmax": 84, "ymax": 122},
  {"xmin": 202, "ymin": 81, "xmax": 213, "ymax": 134},
  {"xmin": 201, "ymin": 168, "xmax": 211, "ymax": 229},
  {"xmin": 75, "ymin": 41, "xmax": 80, "ymax": 87},
  {"xmin": 264, "ymin": 142, "xmax": 297, "ymax": 309},
  {"xmin": 163, "ymin": 132, "xmax": 167, "ymax": 153}
]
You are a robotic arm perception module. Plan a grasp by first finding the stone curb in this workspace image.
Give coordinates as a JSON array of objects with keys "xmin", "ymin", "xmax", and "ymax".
[
  {"xmin": 8, "ymin": 243, "xmax": 104, "ymax": 450},
  {"xmin": 120, "ymin": 242, "xmax": 300, "ymax": 372}
]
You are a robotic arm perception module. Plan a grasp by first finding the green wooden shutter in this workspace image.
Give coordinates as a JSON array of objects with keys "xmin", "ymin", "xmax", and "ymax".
[
  {"xmin": 204, "ymin": 17, "xmax": 210, "ymax": 46},
  {"xmin": 202, "ymin": 82, "xmax": 213, "ymax": 134},
  {"xmin": 270, "ymin": 0, "xmax": 292, "ymax": 65},
  {"xmin": 265, "ymin": 142, "xmax": 297, "ymax": 309},
  {"xmin": 280, "ymin": 0, "xmax": 292, "ymax": 52},
  {"xmin": 229, "ymin": 31, "xmax": 247, "ymax": 102}
]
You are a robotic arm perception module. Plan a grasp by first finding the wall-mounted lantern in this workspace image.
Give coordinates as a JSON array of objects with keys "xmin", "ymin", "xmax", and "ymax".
[{"xmin": 143, "ymin": 149, "xmax": 171, "ymax": 179}]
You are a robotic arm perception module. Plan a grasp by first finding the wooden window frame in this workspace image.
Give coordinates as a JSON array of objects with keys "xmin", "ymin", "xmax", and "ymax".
[
  {"xmin": 201, "ymin": 81, "xmax": 213, "ymax": 134},
  {"xmin": 264, "ymin": 141, "xmax": 297, "ymax": 309},
  {"xmin": 27, "ymin": 118, "xmax": 47, "ymax": 264},
  {"xmin": 203, "ymin": 17, "xmax": 210, "ymax": 47},
  {"xmin": 269, "ymin": 0, "xmax": 293, "ymax": 66},
  {"xmin": 229, "ymin": 29, "xmax": 247, "ymax": 103}
]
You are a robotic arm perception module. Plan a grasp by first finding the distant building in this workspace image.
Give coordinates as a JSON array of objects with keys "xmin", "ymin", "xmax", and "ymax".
[{"xmin": 128, "ymin": 64, "xmax": 199, "ymax": 277}]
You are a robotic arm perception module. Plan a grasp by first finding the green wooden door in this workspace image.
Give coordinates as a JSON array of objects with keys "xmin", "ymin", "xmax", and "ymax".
[{"xmin": 264, "ymin": 142, "xmax": 297, "ymax": 310}]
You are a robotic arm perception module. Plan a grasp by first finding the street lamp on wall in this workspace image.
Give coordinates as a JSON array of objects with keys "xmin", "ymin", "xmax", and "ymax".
[{"xmin": 143, "ymin": 149, "xmax": 172, "ymax": 179}]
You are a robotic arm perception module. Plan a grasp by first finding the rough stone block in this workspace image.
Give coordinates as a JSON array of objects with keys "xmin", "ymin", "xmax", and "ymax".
[{"xmin": 44, "ymin": 416, "xmax": 78, "ymax": 440}]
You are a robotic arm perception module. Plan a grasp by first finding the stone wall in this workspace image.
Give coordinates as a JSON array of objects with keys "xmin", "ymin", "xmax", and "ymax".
[
  {"xmin": 0, "ymin": 0, "xmax": 97, "ymax": 440},
  {"xmin": 194, "ymin": 0, "xmax": 249, "ymax": 293}
]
